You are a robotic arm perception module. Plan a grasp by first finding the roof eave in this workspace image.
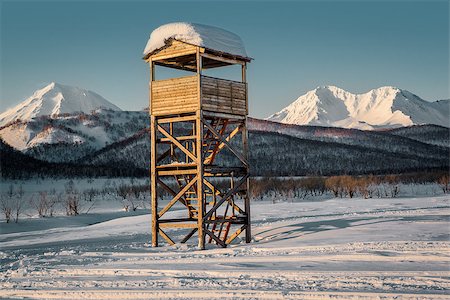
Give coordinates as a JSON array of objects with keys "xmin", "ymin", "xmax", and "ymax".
[{"xmin": 142, "ymin": 38, "xmax": 253, "ymax": 62}]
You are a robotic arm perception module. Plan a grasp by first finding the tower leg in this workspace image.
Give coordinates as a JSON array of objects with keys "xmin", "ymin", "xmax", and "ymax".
[
  {"xmin": 242, "ymin": 118, "xmax": 251, "ymax": 243},
  {"xmin": 196, "ymin": 110, "xmax": 205, "ymax": 250},
  {"xmin": 150, "ymin": 115, "xmax": 158, "ymax": 247}
]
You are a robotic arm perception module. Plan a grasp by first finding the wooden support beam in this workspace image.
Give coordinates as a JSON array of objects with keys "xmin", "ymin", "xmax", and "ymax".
[
  {"xmin": 156, "ymin": 163, "xmax": 197, "ymax": 169},
  {"xmin": 196, "ymin": 109, "xmax": 205, "ymax": 250},
  {"xmin": 159, "ymin": 223, "xmax": 197, "ymax": 229},
  {"xmin": 201, "ymin": 52, "xmax": 245, "ymax": 66},
  {"xmin": 203, "ymin": 178, "xmax": 244, "ymax": 214},
  {"xmin": 204, "ymin": 124, "xmax": 242, "ymax": 164},
  {"xmin": 159, "ymin": 218, "xmax": 197, "ymax": 223},
  {"xmin": 159, "ymin": 135, "xmax": 196, "ymax": 143},
  {"xmin": 204, "ymin": 228, "xmax": 226, "ymax": 248},
  {"xmin": 181, "ymin": 228, "xmax": 198, "ymax": 243},
  {"xmin": 158, "ymin": 175, "xmax": 198, "ymax": 218},
  {"xmin": 204, "ymin": 218, "xmax": 246, "ymax": 224},
  {"xmin": 159, "ymin": 228, "xmax": 175, "ymax": 245},
  {"xmin": 156, "ymin": 178, "xmax": 187, "ymax": 207},
  {"xmin": 158, "ymin": 115, "xmax": 197, "ymax": 124},
  {"xmin": 156, "ymin": 149, "xmax": 171, "ymax": 164},
  {"xmin": 203, "ymin": 174, "xmax": 249, "ymax": 220},
  {"xmin": 150, "ymin": 115, "xmax": 158, "ymax": 247},
  {"xmin": 151, "ymin": 50, "xmax": 197, "ymax": 62},
  {"xmin": 157, "ymin": 125, "xmax": 198, "ymax": 163},
  {"xmin": 154, "ymin": 60, "xmax": 197, "ymax": 72},
  {"xmin": 202, "ymin": 119, "xmax": 248, "ymax": 167},
  {"xmin": 202, "ymin": 111, "xmax": 246, "ymax": 120},
  {"xmin": 226, "ymin": 225, "xmax": 246, "ymax": 245},
  {"xmin": 242, "ymin": 117, "xmax": 251, "ymax": 243},
  {"xmin": 158, "ymin": 169, "xmax": 198, "ymax": 176}
]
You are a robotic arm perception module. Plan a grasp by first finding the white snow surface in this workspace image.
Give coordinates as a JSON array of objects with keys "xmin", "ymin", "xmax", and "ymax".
[
  {"xmin": 0, "ymin": 82, "xmax": 121, "ymax": 126},
  {"xmin": 27, "ymin": 127, "xmax": 84, "ymax": 147},
  {"xmin": 267, "ymin": 86, "xmax": 449, "ymax": 129},
  {"xmin": 143, "ymin": 22, "xmax": 248, "ymax": 58},
  {"xmin": 1, "ymin": 187, "xmax": 449, "ymax": 299}
]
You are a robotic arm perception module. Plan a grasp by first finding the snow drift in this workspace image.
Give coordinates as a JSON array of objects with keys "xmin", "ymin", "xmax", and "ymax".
[{"xmin": 143, "ymin": 22, "xmax": 248, "ymax": 58}]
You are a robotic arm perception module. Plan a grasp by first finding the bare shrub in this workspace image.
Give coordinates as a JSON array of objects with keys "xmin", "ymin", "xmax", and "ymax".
[
  {"xmin": 438, "ymin": 174, "xmax": 449, "ymax": 193},
  {"xmin": 385, "ymin": 175, "xmax": 400, "ymax": 198},
  {"xmin": 64, "ymin": 180, "xmax": 80, "ymax": 216},
  {"xmin": 117, "ymin": 184, "xmax": 130, "ymax": 200},
  {"xmin": 30, "ymin": 191, "xmax": 57, "ymax": 217},
  {"xmin": 356, "ymin": 177, "xmax": 375, "ymax": 199},
  {"xmin": 13, "ymin": 186, "xmax": 25, "ymax": 223},
  {"xmin": 325, "ymin": 176, "xmax": 342, "ymax": 198},
  {"xmin": 1, "ymin": 185, "xmax": 26, "ymax": 223},
  {"xmin": 65, "ymin": 194, "xmax": 80, "ymax": 216},
  {"xmin": 0, "ymin": 195, "xmax": 13, "ymax": 223},
  {"xmin": 340, "ymin": 176, "xmax": 357, "ymax": 198},
  {"xmin": 302, "ymin": 177, "xmax": 326, "ymax": 196},
  {"xmin": 83, "ymin": 188, "xmax": 97, "ymax": 202},
  {"xmin": 249, "ymin": 178, "xmax": 267, "ymax": 200}
]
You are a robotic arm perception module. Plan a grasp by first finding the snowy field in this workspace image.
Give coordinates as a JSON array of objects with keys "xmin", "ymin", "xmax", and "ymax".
[{"xmin": 0, "ymin": 181, "xmax": 449, "ymax": 299}]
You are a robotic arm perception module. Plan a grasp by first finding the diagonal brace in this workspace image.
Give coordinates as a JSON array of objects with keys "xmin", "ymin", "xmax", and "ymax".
[
  {"xmin": 203, "ymin": 178, "xmax": 244, "ymax": 214},
  {"xmin": 204, "ymin": 124, "xmax": 241, "ymax": 164},
  {"xmin": 157, "ymin": 125, "xmax": 198, "ymax": 163},
  {"xmin": 157, "ymin": 178, "xmax": 187, "ymax": 207},
  {"xmin": 202, "ymin": 119, "xmax": 248, "ymax": 167},
  {"xmin": 203, "ymin": 174, "xmax": 249, "ymax": 220},
  {"xmin": 159, "ymin": 175, "xmax": 198, "ymax": 218}
]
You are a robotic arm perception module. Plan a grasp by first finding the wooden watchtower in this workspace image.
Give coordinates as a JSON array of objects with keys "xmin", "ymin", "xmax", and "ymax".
[{"xmin": 143, "ymin": 24, "xmax": 252, "ymax": 249}]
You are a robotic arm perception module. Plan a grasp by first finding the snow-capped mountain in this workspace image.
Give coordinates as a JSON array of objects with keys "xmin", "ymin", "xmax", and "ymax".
[
  {"xmin": 0, "ymin": 110, "xmax": 149, "ymax": 160},
  {"xmin": 267, "ymin": 86, "xmax": 449, "ymax": 130},
  {"xmin": 0, "ymin": 83, "xmax": 137, "ymax": 160},
  {"xmin": 0, "ymin": 82, "xmax": 121, "ymax": 126}
]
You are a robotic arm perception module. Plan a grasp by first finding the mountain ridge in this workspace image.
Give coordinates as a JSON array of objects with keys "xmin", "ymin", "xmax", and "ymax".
[{"xmin": 267, "ymin": 86, "xmax": 449, "ymax": 129}]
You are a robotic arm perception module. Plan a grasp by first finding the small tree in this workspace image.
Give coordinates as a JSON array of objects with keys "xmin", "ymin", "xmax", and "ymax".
[
  {"xmin": 385, "ymin": 175, "xmax": 400, "ymax": 198},
  {"xmin": 357, "ymin": 177, "xmax": 374, "ymax": 199},
  {"xmin": 13, "ymin": 185, "xmax": 25, "ymax": 223},
  {"xmin": 325, "ymin": 176, "xmax": 341, "ymax": 198},
  {"xmin": 438, "ymin": 174, "xmax": 449, "ymax": 194},
  {"xmin": 65, "ymin": 194, "xmax": 80, "ymax": 216},
  {"xmin": 341, "ymin": 176, "xmax": 357, "ymax": 198},
  {"xmin": 64, "ymin": 180, "xmax": 80, "ymax": 216},
  {"xmin": 0, "ymin": 195, "xmax": 13, "ymax": 223}
]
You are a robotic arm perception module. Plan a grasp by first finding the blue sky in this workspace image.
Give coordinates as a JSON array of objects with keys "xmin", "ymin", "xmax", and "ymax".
[{"xmin": 1, "ymin": 0, "xmax": 448, "ymax": 118}]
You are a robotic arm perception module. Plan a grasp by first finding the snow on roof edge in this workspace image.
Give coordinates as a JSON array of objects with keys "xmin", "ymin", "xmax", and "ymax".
[{"xmin": 143, "ymin": 22, "xmax": 249, "ymax": 59}]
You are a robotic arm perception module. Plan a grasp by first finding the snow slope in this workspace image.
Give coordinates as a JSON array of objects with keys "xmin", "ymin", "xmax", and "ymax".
[
  {"xmin": 1, "ymin": 194, "xmax": 449, "ymax": 299},
  {"xmin": 268, "ymin": 86, "xmax": 449, "ymax": 129},
  {"xmin": 0, "ymin": 82, "xmax": 121, "ymax": 127},
  {"xmin": 143, "ymin": 22, "xmax": 248, "ymax": 58},
  {"xmin": 0, "ymin": 110, "xmax": 148, "ymax": 160}
]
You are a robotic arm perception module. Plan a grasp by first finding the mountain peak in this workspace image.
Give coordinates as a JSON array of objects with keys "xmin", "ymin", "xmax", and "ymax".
[
  {"xmin": 372, "ymin": 86, "xmax": 401, "ymax": 93},
  {"xmin": 315, "ymin": 85, "xmax": 342, "ymax": 91},
  {"xmin": 267, "ymin": 85, "xmax": 448, "ymax": 130},
  {"xmin": 0, "ymin": 83, "xmax": 122, "ymax": 126}
]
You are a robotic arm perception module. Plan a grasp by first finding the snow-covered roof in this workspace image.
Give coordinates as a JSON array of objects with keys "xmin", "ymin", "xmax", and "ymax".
[{"xmin": 143, "ymin": 22, "xmax": 249, "ymax": 59}]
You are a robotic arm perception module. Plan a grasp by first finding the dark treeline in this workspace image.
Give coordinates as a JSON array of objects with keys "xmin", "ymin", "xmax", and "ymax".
[
  {"xmin": 1, "ymin": 139, "xmax": 146, "ymax": 179},
  {"xmin": 245, "ymin": 131, "xmax": 449, "ymax": 176}
]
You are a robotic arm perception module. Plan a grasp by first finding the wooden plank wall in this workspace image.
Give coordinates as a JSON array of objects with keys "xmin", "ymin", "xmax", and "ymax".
[
  {"xmin": 201, "ymin": 76, "xmax": 247, "ymax": 116},
  {"xmin": 151, "ymin": 75, "xmax": 247, "ymax": 116},
  {"xmin": 151, "ymin": 40, "xmax": 197, "ymax": 60},
  {"xmin": 151, "ymin": 76, "xmax": 198, "ymax": 115}
]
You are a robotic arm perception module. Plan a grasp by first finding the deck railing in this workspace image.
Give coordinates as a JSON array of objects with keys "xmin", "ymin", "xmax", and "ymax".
[{"xmin": 151, "ymin": 75, "xmax": 247, "ymax": 116}]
